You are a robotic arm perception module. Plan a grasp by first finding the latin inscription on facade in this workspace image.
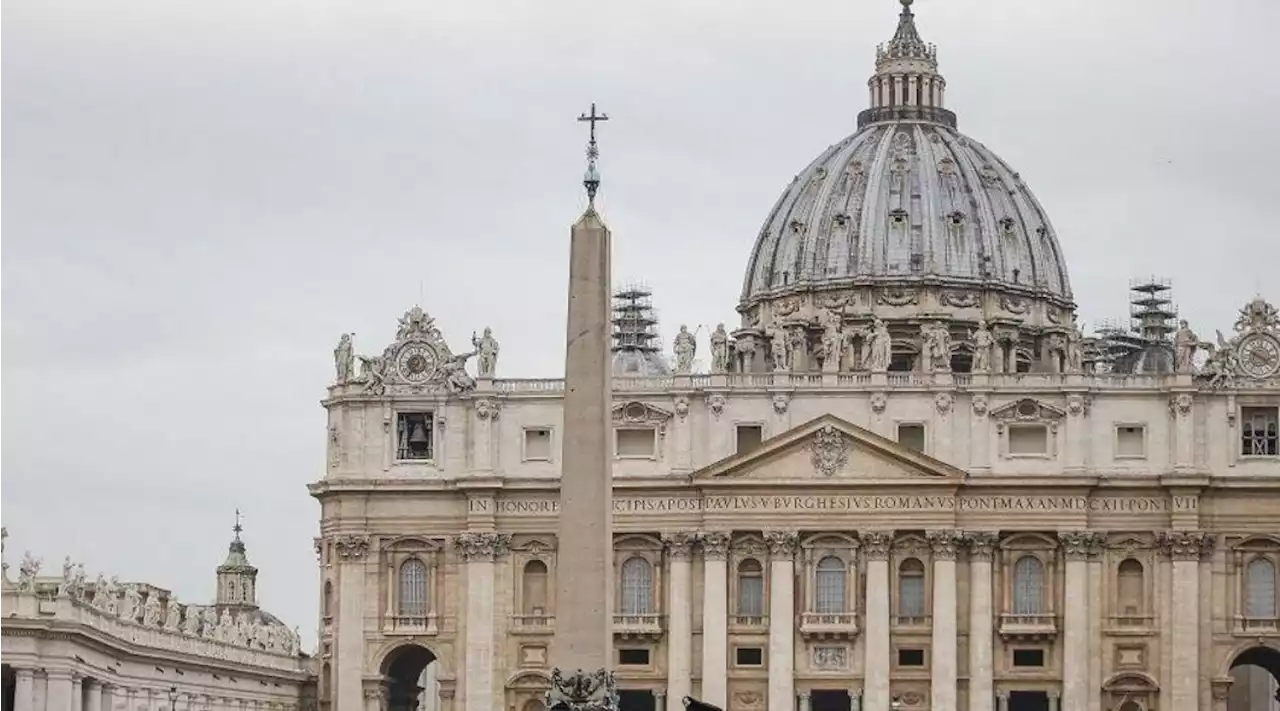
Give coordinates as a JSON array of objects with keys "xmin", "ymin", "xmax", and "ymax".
[{"xmin": 467, "ymin": 494, "xmax": 1198, "ymax": 515}]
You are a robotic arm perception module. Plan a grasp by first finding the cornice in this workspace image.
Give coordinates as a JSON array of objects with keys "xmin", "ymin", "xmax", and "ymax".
[{"xmin": 0, "ymin": 619, "xmax": 310, "ymax": 682}]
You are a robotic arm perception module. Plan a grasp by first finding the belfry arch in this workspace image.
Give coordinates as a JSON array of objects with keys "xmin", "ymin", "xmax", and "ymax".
[{"xmin": 379, "ymin": 643, "xmax": 441, "ymax": 711}]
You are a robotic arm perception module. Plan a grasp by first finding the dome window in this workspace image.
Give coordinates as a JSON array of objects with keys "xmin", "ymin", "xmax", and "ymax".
[
  {"xmin": 890, "ymin": 209, "xmax": 909, "ymax": 225},
  {"xmin": 789, "ymin": 219, "xmax": 805, "ymax": 234},
  {"xmin": 833, "ymin": 213, "xmax": 850, "ymax": 229},
  {"xmin": 947, "ymin": 211, "xmax": 965, "ymax": 226},
  {"xmin": 999, "ymin": 217, "xmax": 1017, "ymax": 234}
]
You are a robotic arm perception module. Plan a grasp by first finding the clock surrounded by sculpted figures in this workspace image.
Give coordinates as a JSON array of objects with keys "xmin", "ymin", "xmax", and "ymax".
[
  {"xmin": 1237, "ymin": 333, "xmax": 1280, "ymax": 379},
  {"xmin": 395, "ymin": 343, "xmax": 438, "ymax": 383}
]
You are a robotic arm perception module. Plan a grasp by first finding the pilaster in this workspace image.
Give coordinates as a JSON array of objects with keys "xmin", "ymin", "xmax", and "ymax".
[
  {"xmin": 861, "ymin": 531, "xmax": 893, "ymax": 711},
  {"xmin": 14, "ymin": 668, "xmax": 34, "ymax": 711},
  {"xmin": 698, "ymin": 531, "xmax": 731, "ymax": 709},
  {"xmin": 966, "ymin": 532, "xmax": 998, "ymax": 711},
  {"xmin": 765, "ymin": 531, "xmax": 799, "ymax": 711},
  {"xmin": 1158, "ymin": 530, "xmax": 1215, "ymax": 711},
  {"xmin": 456, "ymin": 532, "xmax": 511, "ymax": 711},
  {"xmin": 335, "ymin": 534, "xmax": 372, "ymax": 711},
  {"xmin": 662, "ymin": 532, "xmax": 697, "ymax": 711}
]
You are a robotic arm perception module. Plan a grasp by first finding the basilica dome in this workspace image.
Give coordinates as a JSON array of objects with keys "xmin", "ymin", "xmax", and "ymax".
[{"xmin": 739, "ymin": 0, "xmax": 1073, "ymax": 313}]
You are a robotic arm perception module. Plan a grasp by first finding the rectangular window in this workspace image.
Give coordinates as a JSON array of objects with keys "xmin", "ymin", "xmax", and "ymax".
[
  {"xmin": 735, "ymin": 647, "xmax": 764, "ymax": 667},
  {"xmin": 1012, "ymin": 648, "xmax": 1045, "ymax": 667},
  {"xmin": 736, "ymin": 424, "xmax": 764, "ymax": 455},
  {"xmin": 616, "ymin": 428, "xmax": 657, "ymax": 458},
  {"xmin": 897, "ymin": 423, "xmax": 926, "ymax": 453},
  {"xmin": 1115, "ymin": 425, "xmax": 1146, "ymax": 458},
  {"xmin": 897, "ymin": 648, "xmax": 925, "ymax": 667},
  {"xmin": 1008, "ymin": 424, "xmax": 1049, "ymax": 456},
  {"xmin": 524, "ymin": 428, "xmax": 552, "ymax": 461},
  {"xmin": 396, "ymin": 412, "xmax": 434, "ymax": 461},
  {"xmin": 617, "ymin": 648, "xmax": 650, "ymax": 666},
  {"xmin": 1241, "ymin": 407, "xmax": 1279, "ymax": 456}
]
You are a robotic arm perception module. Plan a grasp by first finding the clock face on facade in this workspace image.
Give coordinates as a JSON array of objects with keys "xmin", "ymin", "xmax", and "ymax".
[
  {"xmin": 395, "ymin": 343, "xmax": 438, "ymax": 383},
  {"xmin": 1237, "ymin": 333, "xmax": 1280, "ymax": 379}
]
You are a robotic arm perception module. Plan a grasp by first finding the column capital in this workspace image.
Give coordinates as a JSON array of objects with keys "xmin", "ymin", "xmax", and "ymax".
[
  {"xmin": 454, "ymin": 532, "xmax": 512, "ymax": 562},
  {"xmin": 926, "ymin": 530, "xmax": 963, "ymax": 560},
  {"xmin": 764, "ymin": 531, "xmax": 799, "ymax": 558},
  {"xmin": 334, "ymin": 534, "xmax": 371, "ymax": 560},
  {"xmin": 1157, "ymin": 530, "xmax": 1215, "ymax": 560},
  {"xmin": 662, "ymin": 532, "xmax": 698, "ymax": 560},
  {"xmin": 1210, "ymin": 677, "xmax": 1234, "ymax": 700},
  {"xmin": 964, "ymin": 531, "xmax": 1000, "ymax": 560},
  {"xmin": 860, "ymin": 531, "xmax": 894, "ymax": 560},
  {"xmin": 697, "ymin": 531, "xmax": 731, "ymax": 560},
  {"xmin": 651, "ymin": 689, "xmax": 666, "ymax": 700},
  {"xmin": 1059, "ymin": 531, "xmax": 1105, "ymax": 560},
  {"xmin": 14, "ymin": 667, "xmax": 34, "ymax": 680}
]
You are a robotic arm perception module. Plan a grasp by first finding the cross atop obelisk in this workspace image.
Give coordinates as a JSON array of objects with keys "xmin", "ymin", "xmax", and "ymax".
[
  {"xmin": 546, "ymin": 104, "xmax": 618, "ymax": 711},
  {"xmin": 577, "ymin": 102, "xmax": 609, "ymax": 210}
]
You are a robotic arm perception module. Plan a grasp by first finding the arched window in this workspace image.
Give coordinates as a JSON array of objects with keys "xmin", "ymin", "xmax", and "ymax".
[
  {"xmin": 898, "ymin": 558, "xmax": 926, "ymax": 618},
  {"xmin": 1244, "ymin": 557, "xmax": 1278, "ymax": 619},
  {"xmin": 323, "ymin": 580, "xmax": 334, "ymax": 618},
  {"xmin": 522, "ymin": 700, "xmax": 546, "ymax": 711},
  {"xmin": 398, "ymin": 558, "xmax": 429, "ymax": 617},
  {"xmin": 814, "ymin": 556, "xmax": 847, "ymax": 614},
  {"xmin": 620, "ymin": 557, "xmax": 653, "ymax": 615},
  {"xmin": 523, "ymin": 560, "xmax": 549, "ymax": 615},
  {"xmin": 1012, "ymin": 555, "xmax": 1047, "ymax": 615},
  {"xmin": 737, "ymin": 559, "xmax": 765, "ymax": 617},
  {"xmin": 1116, "ymin": 559, "xmax": 1144, "ymax": 615}
]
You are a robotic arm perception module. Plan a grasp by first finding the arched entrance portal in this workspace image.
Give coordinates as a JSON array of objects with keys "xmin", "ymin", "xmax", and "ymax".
[
  {"xmin": 1227, "ymin": 645, "xmax": 1280, "ymax": 710},
  {"xmin": 382, "ymin": 644, "xmax": 438, "ymax": 711}
]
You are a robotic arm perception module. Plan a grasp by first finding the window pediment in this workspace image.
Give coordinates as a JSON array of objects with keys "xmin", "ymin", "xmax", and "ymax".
[
  {"xmin": 511, "ymin": 536, "xmax": 557, "ymax": 554},
  {"xmin": 612, "ymin": 401, "xmax": 674, "ymax": 428},
  {"xmin": 382, "ymin": 536, "xmax": 445, "ymax": 552},
  {"xmin": 990, "ymin": 398, "xmax": 1065, "ymax": 431}
]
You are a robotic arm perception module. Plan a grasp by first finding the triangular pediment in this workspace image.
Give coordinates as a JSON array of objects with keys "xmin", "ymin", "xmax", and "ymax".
[{"xmin": 692, "ymin": 414, "xmax": 966, "ymax": 482}]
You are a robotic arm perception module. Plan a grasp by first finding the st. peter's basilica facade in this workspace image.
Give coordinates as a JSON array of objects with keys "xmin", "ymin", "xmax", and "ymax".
[{"xmin": 311, "ymin": 3, "xmax": 1280, "ymax": 711}]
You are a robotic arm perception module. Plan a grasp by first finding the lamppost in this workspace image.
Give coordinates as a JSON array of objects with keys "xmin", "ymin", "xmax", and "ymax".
[{"xmin": 167, "ymin": 686, "xmax": 178, "ymax": 711}]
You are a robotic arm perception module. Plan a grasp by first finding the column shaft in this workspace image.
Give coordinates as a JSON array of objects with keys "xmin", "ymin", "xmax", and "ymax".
[
  {"xmin": 862, "ymin": 533, "xmax": 893, "ymax": 711},
  {"xmin": 1170, "ymin": 559, "xmax": 1200, "ymax": 711},
  {"xmin": 663, "ymin": 535, "xmax": 695, "ymax": 711},
  {"xmin": 1087, "ymin": 554, "xmax": 1103, "ymax": 711},
  {"xmin": 84, "ymin": 682, "xmax": 101, "ymax": 711},
  {"xmin": 968, "ymin": 552, "xmax": 995, "ymax": 711},
  {"xmin": 15, "ymin": 669, "xmax": 34, "ymax": 711},
  {"xmin": 71, "ymin": 676, "xmax": 83, "ymax": 711},
  {"xmin": 766, "ymin": 533, "xmax": 797, "ymax": 711},
  {"xmin": 336, "ymin": 542, "xmax": 369, "ymax": 711},
  {"xmin": 457, "ymin": 533, "xmax": 506, "ymax": 711},
  {"xmin": 928, "ymin": 531, "xmax": 958, "ymax": 711},
  {"xmin": 1061, "ymin": 556, "xmax": 1088, "ymax": 711},
  {"xmin": 699, "ymin": 535, "xmax": 730, "ymax": 710},
  {"xmin": 47, "ymin": 673, "xmax": 74, "ymax": 711}
]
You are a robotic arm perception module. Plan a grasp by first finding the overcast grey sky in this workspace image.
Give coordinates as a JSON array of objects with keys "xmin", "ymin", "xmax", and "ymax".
[{"xmin": 3, "ymin": 0, "xmax": 1277, "ymax": 646}]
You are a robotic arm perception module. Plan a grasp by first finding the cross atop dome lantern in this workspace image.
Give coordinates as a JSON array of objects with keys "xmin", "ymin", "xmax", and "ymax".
[{"xmin": 864, "ymin": 0, "xmax": 952, "ymax": 128}]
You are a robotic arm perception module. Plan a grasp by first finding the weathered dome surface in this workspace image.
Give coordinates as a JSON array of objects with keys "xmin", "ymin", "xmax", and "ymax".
[
  {"xmin": 739, "ymin": 0, "xmax": 1073, "ymax": 311},
  {"xmin": 740, "ymin": 123, "xmax": 1072, "ymax": 307}
]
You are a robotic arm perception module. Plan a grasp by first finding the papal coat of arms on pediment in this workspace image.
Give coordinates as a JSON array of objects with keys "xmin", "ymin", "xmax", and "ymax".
[{"xmin": 810, "ymin": 425, "xmax": 850, "ymax": 477}]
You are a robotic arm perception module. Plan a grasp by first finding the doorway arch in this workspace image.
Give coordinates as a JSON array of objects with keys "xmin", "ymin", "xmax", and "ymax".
[
  {"xmin": 1223, "ymin": 643, "xmax": 1280, "ymax": 709},
  {"xmin": 380, "ymin": 643, "xmax": 439, "ymax": 711}
]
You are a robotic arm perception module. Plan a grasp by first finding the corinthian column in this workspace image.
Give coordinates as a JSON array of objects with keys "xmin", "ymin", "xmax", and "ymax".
[
  {"xmin": 663, "ymin": 532, "xmax": 697, "ymax": 711},
  {"xmin": 861, "ymin": 532, "xmax": 893, "ymax": 711},
  {"xmin": 966, "ymin": 533, "xmax": 998, "ymax": 711},
  {"xmin": 335, "ymin": 534, "xmax": 372, "ymax": 711},
  {"xmin": 456, "ymin": 532, "xmax": 511, "ymax": 711},
  {"xmin": 1059, "ymin": 532, "xmax": 1099, "ymax": 711},
  {"xmin": 699, "ymin": 532, "xmax": 731, "ymax": 709},
  {"xmin": 765, "ymin": 531, "xmax": 799, "ymax": 711},
  {"xmin": 1159, "ymin": 531, "xmax": 1214, "ymax": 711},
  {"xmin": 927, "ymin": 531, "xmax": 961, "ymax": 711}
]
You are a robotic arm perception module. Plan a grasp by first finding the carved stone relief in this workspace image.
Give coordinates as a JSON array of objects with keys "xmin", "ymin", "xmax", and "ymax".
[{"xmin": 810, "ymin": 426, "xmax": 850, "ymax": 477}]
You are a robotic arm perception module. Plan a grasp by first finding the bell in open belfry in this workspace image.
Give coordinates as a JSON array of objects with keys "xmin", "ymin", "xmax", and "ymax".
[{"xmin": 408, "ymin": 422, "xmax": 429, "ymax": 445}]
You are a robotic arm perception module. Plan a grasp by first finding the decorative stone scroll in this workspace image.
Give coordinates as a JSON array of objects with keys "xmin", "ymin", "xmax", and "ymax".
[
  {"xmin": 698, "ymin": 532, "xmax": 731, "ymax": 561},
  {"xmin": 454, "ymin": 532, "xmax": 512, "ymax": 562},
  {"xmin": 1168, "ymin": 393, "xmax": 1193, "ymax": 418},
  {"xmin": 965, "ymin": 532, "xmax": 999, "ymax": 560},
  {"xmin": 705, "ymin": 393, "xmax": 727, "ymax": 419},
  {"xmin": 334, "ymin": 535, "xmax": 370, "ymax": 561},
  {"xmin": 475, "ymin": 398, "xmax": 501, "ymax": 420},
  {"xmin": 545, "ymin": 668, "xmax": 619, "ymax": 711},
  {"xmin": 860, "ymin": 531, "xmax": 893, "ymax": 560},
  {"xmin": 810, "ymin": 425, "xmax": 850, "ymax": 477},
  {"xmin": 1059, "ymin": 531, "xmax": 1105, "ymax": 560},
  {"xmin": 661, "ymin": 532, "xmax": 698, "ymax": 560},
  {"xmin": 1156, "ymin": 530, "xmax": 1215, "ymax": 561},
  {"xmin": 763, "ymin": 531, "xmax": 800, "ymax": 558},
  {"xmin": 926, "ymin": 530, "xmax": 963, "ymax": 560}
]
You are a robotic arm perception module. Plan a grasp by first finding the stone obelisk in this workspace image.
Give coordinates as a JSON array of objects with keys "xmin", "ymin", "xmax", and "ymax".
[{"xmin": 548, "ymin": 103, "xmax": 618, "ymax": 711}]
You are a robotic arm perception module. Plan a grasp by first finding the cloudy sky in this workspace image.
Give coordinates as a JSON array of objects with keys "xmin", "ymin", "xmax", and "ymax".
[{"xmin": 3, "ymin": 0, "xmax": 1277, "ymax": 645}]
